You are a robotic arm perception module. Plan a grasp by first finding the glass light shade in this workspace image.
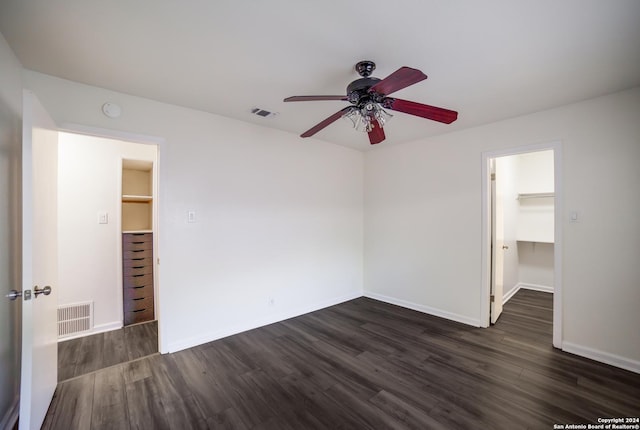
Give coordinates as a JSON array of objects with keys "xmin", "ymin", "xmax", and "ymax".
[{"xmin": 342, "ymin": 104, "xmax": 393, "ymax": 133}]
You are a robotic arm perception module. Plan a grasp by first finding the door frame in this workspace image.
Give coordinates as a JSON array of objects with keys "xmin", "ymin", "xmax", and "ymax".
[
  {"xmin": 57, "ymin": 123, "xmax": 166, "ymax": 353},
  {"xmin": 480, "ymin": 140, "xmax": 563, "ymax": 348}
]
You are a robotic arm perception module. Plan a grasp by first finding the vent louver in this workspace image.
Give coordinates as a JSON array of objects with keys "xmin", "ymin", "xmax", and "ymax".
[
  {"xmin": 58, "ymin": 302, "xmax": 93, "ymax": 337},
  {"xmin": 250, "ymin": 107, "xmax": 278, "ymax": 118}
]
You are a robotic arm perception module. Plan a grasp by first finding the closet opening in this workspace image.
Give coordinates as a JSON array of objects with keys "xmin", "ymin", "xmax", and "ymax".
[
  {"xmin": 56, "ymin": 130, "xmax": 160, "ymax": 380},
  {"xmin": 481, "ymin": 143, "xmax": 562, "ymax": 348}
]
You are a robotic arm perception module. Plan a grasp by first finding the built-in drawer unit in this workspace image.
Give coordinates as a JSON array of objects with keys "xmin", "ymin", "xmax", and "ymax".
[{"xmin": 122, "ymin": 233, "xmax": 155, "ymax": 326}]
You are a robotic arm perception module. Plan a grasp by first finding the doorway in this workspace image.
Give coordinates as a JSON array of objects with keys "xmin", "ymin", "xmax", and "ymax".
[
  {"xmin": 55, "ymin": 130, "xmax": 161, "ymax": 379},
  {"xmin": 481, "ymin": 142, "xmax": 563, "ymax": 348}
]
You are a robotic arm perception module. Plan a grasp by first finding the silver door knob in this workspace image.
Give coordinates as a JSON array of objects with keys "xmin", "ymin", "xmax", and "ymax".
[
  {"xmin": 502, "ymin": 245, "xmax": 509, "ymax": 250},
  {"xmin": 5, "ymin": 289, "xmax": 21, "ymax": 301},
  {"xmin": 34, "ymin": 285, "xmax": 52, "ymax": 298}
]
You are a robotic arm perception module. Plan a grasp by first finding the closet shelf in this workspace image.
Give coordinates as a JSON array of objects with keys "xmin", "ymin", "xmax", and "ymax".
[{"xmin": 517, "ymin": 192, "xmax": 554, "ymax": 200}]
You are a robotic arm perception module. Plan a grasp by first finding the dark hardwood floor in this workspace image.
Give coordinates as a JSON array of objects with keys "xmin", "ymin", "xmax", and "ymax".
[
  {"xmin": 44, "ymin": 291, "xmax": 640, "ymax": 429},
  {"xmin": 58, "ymin": 320, "xmax": 158, "ymax": 381}
]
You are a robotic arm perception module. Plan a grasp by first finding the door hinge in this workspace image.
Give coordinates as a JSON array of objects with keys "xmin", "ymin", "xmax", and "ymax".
[
  {"xmin": 490, "ymin": 294, "xmax": 495, "ymax": 303},
  {"xmin": 491, "ymin": 173, "xmax": 496, "ymax": 181}
]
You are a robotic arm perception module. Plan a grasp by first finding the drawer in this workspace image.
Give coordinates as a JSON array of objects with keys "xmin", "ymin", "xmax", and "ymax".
[
  {"xmin": 124, "ymin": 307, "xmax": 154, "ymax": 325},
  {"xmin": 123, "ymin": 273, "xmax": 153, "ymax": 288},
  {"xmin": 123, "ymin": 234, "xmax": 152, "ymax": 252},
  {"xmin": 123, "ymin": 265, "xmax": 153, "ymax": 277},
  {"xmin": 124, "ymin": 295, "xmax": 154, "ymax": 312},
  {"xmin": 124, "ymin": 284, "xmax": 153, "ymax": 300},
  {"xmin": 123, "ymin": 239, "xmax": 152, "ymax": 252},
  {"xmin": 123, "ymin": 233, "xmax": 152, "ymax": 243},
  {"xmin": 123, "ymin": 255, "xmax": 153, "ymax": 268},
  {"xmin": 123, "ymin": 248, "xmax": 153, "ymax": 260}
]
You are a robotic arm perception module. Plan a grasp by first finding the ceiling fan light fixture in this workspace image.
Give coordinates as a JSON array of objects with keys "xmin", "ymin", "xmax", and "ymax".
[{"xmin": 342, "ymin": 103, "xmax": 392, "ymax": 133}]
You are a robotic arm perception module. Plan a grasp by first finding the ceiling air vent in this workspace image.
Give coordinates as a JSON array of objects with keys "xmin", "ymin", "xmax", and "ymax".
[{"xmin": 250, "ymin": 107, "xmax": 278, "ymax": 119}]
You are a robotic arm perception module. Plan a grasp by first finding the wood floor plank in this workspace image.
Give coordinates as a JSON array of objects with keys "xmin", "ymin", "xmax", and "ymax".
[
  {"xmin": 58, "ymin": 321, "xmax": 158, "ymax": 381},
  {"xmin": 169, "ymin": 348, "xmax": 232, "ymax": 418},
  {"xmin": 73, "ymin": 333, "xmax": 105, "ymax": 376},
  {"xmin": 368, "ymin": 390, "xmax": 448, "ymax": 430},
  {"xmin": 42, "ymin": 373, "xmax": 95, "ymax": 429},
  {"xmin": 90, "ymin": 365, "xmax": 129, "ymax": 430},
  {"xmin": 45, "ymin": 291, "xmax": 640, "ymax": 429},
  {"xmin": 125, "ymin": 321, "xmax": 158, "ymax": 361},
  {"xmin": 101, "ymin": 327, "xmax": 128, "ymax": 368},
  {"xmin": 124, "ymin": 374, "xmax": 171, "ymax": 430}
]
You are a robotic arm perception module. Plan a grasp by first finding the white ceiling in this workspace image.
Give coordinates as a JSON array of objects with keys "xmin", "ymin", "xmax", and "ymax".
[{"xmin": 1, "ymin": 0, "xmax": 639, "ymax": 150}]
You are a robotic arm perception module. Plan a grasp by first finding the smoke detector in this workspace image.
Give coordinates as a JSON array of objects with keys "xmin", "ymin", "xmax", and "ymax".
[{"xmin": 102, "ymin": 102, "xmax": 122, "ymax": 118}]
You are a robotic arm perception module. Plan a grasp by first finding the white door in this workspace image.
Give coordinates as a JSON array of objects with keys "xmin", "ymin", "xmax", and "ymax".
[
  {"xmin": 490, "ymin": 158, "xmax": 505, "ymax": 324},
  {"xmin": 19, "ymin": 91, "xmax": 59, "ymax": 430}
]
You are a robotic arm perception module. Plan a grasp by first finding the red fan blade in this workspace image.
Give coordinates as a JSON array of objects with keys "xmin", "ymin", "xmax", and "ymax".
[
  {"xmin": 301, "ymin": 107, "xmax": 353, "ymax": 138},
  {"xmin": 384, "ymin": 98, "xmax": 458, "ymax": 124},
  {"xmin": 368, "ymin": 120, "xmax": 386, "ymax": 144},
  {"xmin": 284, "ymin": 95, "xmax": 348, "ymax": 102},
  {"xmin": 369, "ymin": 67, "xmax": 427, "ymax": 96}
]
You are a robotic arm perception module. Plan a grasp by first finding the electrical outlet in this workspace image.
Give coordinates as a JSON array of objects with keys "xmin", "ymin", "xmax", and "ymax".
[{"xmin": 187, "ymin": 211, "xmax": 196, "ymax": 223}]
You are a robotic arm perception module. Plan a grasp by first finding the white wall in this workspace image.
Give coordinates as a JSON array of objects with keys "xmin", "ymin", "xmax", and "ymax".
[
  {"xmin": 515, "ymin": 150, "xmax": 555, "ymax": 290},
  {"xmin": 57, "ymin": 133, "xmax": 157, "ymax": 333},
  {"xmin": 500, "ymin": 150, "xmax": 555, "ymax": 299},
  {"xmin": 365, "ymin": 87, "xmax": 640, "ymax": 370},
  {"xmin": 0, "ymin": 32, "xmax": 22, "ymax": 429},
  {"xmin": 517, "ymin": 241, "xmax": 554, "ymax": 289},
  {"xmin": 518, "ymin": 150, "xmax": 554, "ymax": 193},
  {"xmin": 23, "ymin": 70, "xmax": 364, "ymax": 352},
  {"xmin": 515, "ymin": 150, "xmax": 555, "ymax": 243}
]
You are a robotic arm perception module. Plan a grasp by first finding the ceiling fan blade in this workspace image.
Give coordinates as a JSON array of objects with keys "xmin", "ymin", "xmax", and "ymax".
[
  {"xmin": 284, "ymin": 95, "xmax": 348, "ymax": 102},
  {"xmin": 300, "ymin": 107, "xmax": 353, "ymax": 138},
  {"xmin": 384, "ymin": 98, "xmax": 458, "ymax": 124},
  {"xmin": 369, "ymin": 67, "xmax": 428, "ymax": 96},
  {"xmin": 368, "ymin": 120, "xmax": 386, "ymax": 144}
]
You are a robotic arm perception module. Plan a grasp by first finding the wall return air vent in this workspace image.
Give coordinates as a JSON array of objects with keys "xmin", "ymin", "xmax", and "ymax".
[{"xmin": 58, "ymin": 302, "xmax": 93, "ymax": 338}]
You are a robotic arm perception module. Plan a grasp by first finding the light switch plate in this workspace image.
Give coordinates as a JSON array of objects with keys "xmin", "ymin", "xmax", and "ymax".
[
  {"xmin": 98, "ymin": 212, "xmax": 108, "ymax": 224},
  {"xmin": 187, "ymin": 211, "xmax": 196, "ymax": 223}
]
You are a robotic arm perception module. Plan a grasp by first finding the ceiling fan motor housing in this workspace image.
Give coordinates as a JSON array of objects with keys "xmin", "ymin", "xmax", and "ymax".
[{"xmin": 347, "ymin": 77, "xmax": 383, "ymax": 108}]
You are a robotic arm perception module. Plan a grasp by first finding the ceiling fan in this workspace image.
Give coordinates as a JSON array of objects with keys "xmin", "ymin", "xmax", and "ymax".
[{"xmin": 284, "ymin": 60, "xmax": 458, "ymax": 145}]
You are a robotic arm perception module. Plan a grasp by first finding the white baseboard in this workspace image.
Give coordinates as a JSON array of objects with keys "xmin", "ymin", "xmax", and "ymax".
[
  {"xmin": 363, "ymin": 291, "xmax": 482, "ymax": 328},
  {"xmin": 562, "ymin": 341, "xmax": 640, "ymax": 374},
  {"xmin": 519, "ymin": 282, "xmax": 554, "ymax": 293},
  {"xmin": 503, "ymin": 282, "xmax": 554, "ymax": 305},
  {"xmin": 502, "ymin": 284, "xmax": 521, "ymax": 304},
  {"xmin": 58, "ymin": 320, "xmax": 123, "ymax": 342},
  {"xmin": 0, "ymin": 394, "xmax": 19, "ymax": 430},
  {"xmin": 166, "ymin": 291, "xmax": 362, "ymax": 353}
]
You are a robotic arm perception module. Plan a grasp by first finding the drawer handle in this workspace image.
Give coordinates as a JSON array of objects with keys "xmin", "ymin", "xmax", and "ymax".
[
  {"xmin": 132, "ymin": 250, "xmax": 144, "ymax": 253},
  {"xmin": 132, "ymin": 233, "xmax": 146, "ymax": 236},
  {"xmin": 132, "ymin": 258, "xmax": 145, "ymax": 261},
  {"xmin": 132, "ymin": 308, "xmax": 146, "ymax": 313},
  {"xmin": 132, "ymin": 241, "xmax": 145, "ymax": 244},
  {"xmin": 132, "ymin": 297, "xmax": 145, "ymax": 301},
  {"xmin": 132, "ymin": 266, "xmax": 145, "ymax": 269},
  {"xmin": 132, "ymin": 274, "xmax": 144, "ymax": 278},
  {"xmin": 133, "ymin": 286, "xmax": 145, "ymax": 289}
]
